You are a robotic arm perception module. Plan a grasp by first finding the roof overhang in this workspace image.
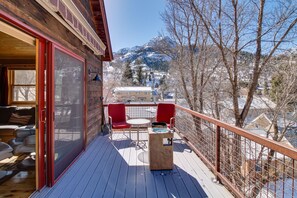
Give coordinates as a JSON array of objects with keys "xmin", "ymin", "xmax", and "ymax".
[
  {"xmin": 90, "ymin": 0, "xmax": 113, "ymax": 61},
  {"xmin": 35, "ymin": 0, "xmax": 110, "ymax": 58}
]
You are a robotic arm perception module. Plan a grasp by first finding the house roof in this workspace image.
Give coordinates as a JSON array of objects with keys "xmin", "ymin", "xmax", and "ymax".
[
  {"xmin": 90, "ymin": 0, "xmax": 113, "ymax": 61},
  {"xmin": 222, "ymin": 96, "xmax": 276, "ymax": 110},
  {"xmin": 114, "ymin": 87, "xmax": 152, "ymax": 92},
  {"xmin": 244, "ymin": 113, "xmax": 272, "ymax": 130}
]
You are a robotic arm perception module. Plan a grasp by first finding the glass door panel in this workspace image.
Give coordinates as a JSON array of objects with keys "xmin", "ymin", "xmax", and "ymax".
[{"xmin": 53, "ymin": 48, "xmax": 84, "ymax": 179}]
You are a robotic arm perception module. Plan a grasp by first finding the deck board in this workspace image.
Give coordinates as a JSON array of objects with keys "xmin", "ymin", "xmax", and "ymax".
[
  {"xmin": 113, "ymin": 134, "xmax": 131, "ymax": 198},
  {"xmin": 143, "ymin": 162, "xmax": 158, "ymax": 198},
  {"xmin": 31, "ymin": 132, "xmax": 234, "ymax": 198},
  {"xmin": 45, "ymin": 134, "xmax": 107, "ymax": 198},
  {"xmin": 81, "ymin": 138, "xmax": 115, "ymax": 197},
  {"xmin": 64, "ymin": 138, "xmax": 110, "ymax": 198},
  {"xmin": 173, "ymin": 140, "xmax": 209, "ymax": 198},
  {"xmin": 174, "ymin": 138, "xmax": 231, "ymax": 198},
  {"xmin": 124, "ymin": 143, "xmax": 137, "ymax": 198},
  {"xmin": 102, "ymin": 135, "xmax": 127, "ymax": 198}
]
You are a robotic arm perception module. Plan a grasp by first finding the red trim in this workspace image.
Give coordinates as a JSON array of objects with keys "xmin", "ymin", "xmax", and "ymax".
[
  {"xmin": 84, "ymin": 61, "xmax": 87, "ymax": 149},
  {"xmin": 47, "ymin": 42, "xmax": 55, "ymax": 187},
  {"xmin": 0, "ymin": 10, "xmax": 89, "ymax": 187},
  {"xmin": 0, "ymin": 12, "xmax": 50, "ymax": 189},
  {"xmin": 53, "ymin": 44, "xmax": 85, "ymax": 62},
  {"xmin": 37, "ymin": 38, "xmax": 46, "ymax": 190},
  {"xmin": 51, "ymin": 44, "xmax": 86, "ymax": 185}
]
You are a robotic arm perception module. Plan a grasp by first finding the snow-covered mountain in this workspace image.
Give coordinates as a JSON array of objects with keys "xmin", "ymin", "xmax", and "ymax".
[{"xmin": 113, "ymin": 36, "xmax": 174, "ymax": 71}]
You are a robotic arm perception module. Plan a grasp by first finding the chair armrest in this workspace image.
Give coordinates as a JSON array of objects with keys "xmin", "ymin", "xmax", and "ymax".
[
  {"xmin": 108, "ymin": 116, "xmax": 112, "ymax": 125},
  {"xmin": 170, "ymin": 117, "xmax": 175, "ymax": 129}
]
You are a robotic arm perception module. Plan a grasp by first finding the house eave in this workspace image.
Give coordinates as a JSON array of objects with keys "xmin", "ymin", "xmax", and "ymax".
[
  {"xmin": 35, "ymin": 0, "xmax": 106, "ymax": 56},
  {"xmin": 90, "ymin": 0, "xmax": 113, "ymax": 61}
]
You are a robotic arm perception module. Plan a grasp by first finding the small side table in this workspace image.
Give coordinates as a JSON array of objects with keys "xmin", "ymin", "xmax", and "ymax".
[{"xmin": 148, "ymin": 127, "xmax": 173, "ymax": 170}]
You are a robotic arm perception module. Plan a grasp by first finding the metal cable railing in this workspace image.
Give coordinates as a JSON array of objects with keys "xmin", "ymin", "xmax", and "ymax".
[{"xmin": 175, "ymin": 104, "xmax": 297, "ymax": 198}]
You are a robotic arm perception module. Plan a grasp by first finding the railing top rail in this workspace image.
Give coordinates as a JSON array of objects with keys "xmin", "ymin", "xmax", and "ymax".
[
  {"xmin": 103, "ymin": 103, "xmax": 158, "ymax": 107},
  {"xmin": 175, "ymin": 104, "xmax": 297, "ymax": 160}
]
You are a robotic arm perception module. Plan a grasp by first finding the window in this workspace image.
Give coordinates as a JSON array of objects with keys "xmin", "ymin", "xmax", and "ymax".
[{"xmin": 11, "ymin": 70, "xmax": 36, "ymax": 103}]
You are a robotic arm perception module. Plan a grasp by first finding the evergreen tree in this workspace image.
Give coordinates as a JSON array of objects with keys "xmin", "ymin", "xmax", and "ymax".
[
  {"xmin": 122, "ymin": 61, "xmax": 133, "ymax": 85},
  {"xmin": 144, "ymin": 72, "xmax": 148, "ymax": 85},
  {"xmin": 134, "ymin": 58, "xmax": 142, "ymax": 66},
  {"xmin": 270, "ymin": 74, "xmax": 283, "ymax": 102},
  {"xmin": 136, "ymin": 66, "xmax": 144, "ymax": 85},
  {"xmin": 159, "ymin": 75, "xmax": 168, "ymax": 99}
]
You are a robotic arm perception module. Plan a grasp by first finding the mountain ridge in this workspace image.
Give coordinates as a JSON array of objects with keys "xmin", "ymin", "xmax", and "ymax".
[{"xmin": 113, "ymin": 36, "xmax": 173, "ymax": 71}]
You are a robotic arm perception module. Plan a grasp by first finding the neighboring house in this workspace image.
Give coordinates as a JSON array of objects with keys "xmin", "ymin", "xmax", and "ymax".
[
  {"xmin": 113, "ymin": 86, "xmax": 152, "ymax": 102},
  {"xmin": 220, "ymin": 96, "xmax": 276, "ymax": 124},
  {"xmin": 244, "ymin": 113, "xmax": 272, "ymax": 131},
  {"xmin": 241, "ymin": 113, "xmax": 294, "ymax": 178},
  {"xmin": 0, "ymin": 0, "xmax": 112, "ymax": 194},
  {"xmin": 245, "ymin": 113, "xmax": 297, "ymax": 148}
]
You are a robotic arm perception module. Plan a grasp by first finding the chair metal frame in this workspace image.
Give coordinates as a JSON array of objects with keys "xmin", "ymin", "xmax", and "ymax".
[{"xmin": 107, "ymin": 103, "xmax": 131, "ymax": 140}]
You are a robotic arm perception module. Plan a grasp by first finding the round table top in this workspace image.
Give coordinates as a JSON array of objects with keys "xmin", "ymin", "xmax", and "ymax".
[{"xmin": 127, "ymin": 118, "xmax": 151, "ymax": 125}]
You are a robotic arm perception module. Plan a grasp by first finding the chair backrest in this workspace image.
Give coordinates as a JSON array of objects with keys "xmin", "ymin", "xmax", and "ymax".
[
  {"xmin": 108, "ymin": 103, "xmax": 127, "ymax": 123},
  {"xmin": 156, "ymin": 103, "xmax": 175, "ymax": 125}
]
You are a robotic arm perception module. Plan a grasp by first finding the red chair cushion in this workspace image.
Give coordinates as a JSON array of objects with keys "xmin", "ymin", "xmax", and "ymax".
[
  {"xmin": 156, "ymin": 103, "xmax": 175, "ymax": 126},
  {"xmin": 112, "ymin": 122, "xmax": 131, "ymax": 129}
]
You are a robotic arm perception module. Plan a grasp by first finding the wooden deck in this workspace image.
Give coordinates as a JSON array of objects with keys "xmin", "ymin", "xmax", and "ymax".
[{"xmin": 31, "ymin": 131, "xmax": 233, "ymax": 198}]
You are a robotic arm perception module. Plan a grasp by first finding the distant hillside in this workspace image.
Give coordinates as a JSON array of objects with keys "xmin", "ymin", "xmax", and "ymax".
[{"xmin": 113, "ymin": 36, "xmax": 174, "ymax": 71}]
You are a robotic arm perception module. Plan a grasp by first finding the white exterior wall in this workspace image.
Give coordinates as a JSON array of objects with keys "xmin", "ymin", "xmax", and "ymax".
[{"xmin": 113, "ymin": 87, "xmax": 152, "ymax": 102}]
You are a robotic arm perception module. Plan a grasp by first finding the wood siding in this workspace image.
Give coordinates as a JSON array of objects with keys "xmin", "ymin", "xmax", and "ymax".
[
  {"xmin": 0, "ymin": 0, "xmax": 103, "ymax": 144},
  {"xmin": 87, "ymin": 61, "xmax": 103, "ymax": 144}
]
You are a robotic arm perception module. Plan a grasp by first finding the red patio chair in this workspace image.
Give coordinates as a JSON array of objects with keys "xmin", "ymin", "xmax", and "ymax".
[
  {"xmin": 156, "ymin": 103, "xmax": 175, "ymax": 130},
  {"xmin": 108, "ymin": 103, "xmax": 131, "ymax": 140}
]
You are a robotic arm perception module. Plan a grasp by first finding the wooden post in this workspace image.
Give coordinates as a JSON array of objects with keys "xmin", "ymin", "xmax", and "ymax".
[{"xmin": 216, "ymin": 125, "xmax": 221, "ymax": 181}]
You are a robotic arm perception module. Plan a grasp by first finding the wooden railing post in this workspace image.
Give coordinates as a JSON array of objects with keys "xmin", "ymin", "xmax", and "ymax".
[{"xmin": 216, "ymin": 125, "xmax": 221, "ymax": 181}]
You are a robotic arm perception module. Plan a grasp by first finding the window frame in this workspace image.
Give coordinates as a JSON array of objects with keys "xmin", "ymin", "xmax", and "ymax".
[{"xmin": 9, "ymin": 67, "xmax": 36, "ymax": 105}]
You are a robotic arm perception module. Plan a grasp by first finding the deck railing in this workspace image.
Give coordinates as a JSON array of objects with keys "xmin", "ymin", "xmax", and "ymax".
[{"xmin": 104, "ymin": 103, "xmax": 297, "ymax": 197}]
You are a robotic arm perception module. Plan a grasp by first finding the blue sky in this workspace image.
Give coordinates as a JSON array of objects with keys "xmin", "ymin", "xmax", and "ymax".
[{"xmin": 105, "ymin": 0, "xmax": 166, "ymax": 52}]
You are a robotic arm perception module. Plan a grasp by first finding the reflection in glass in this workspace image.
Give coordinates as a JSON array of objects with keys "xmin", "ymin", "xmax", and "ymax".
[{"xmin": 54, "ymin": 49, "xmax": 84, "ymax": 179}]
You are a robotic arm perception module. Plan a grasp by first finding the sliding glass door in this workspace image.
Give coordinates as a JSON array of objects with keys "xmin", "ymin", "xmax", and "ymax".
[{"xmin": 50, "ymin": 46, "xmax": 85, "ymax": 181}]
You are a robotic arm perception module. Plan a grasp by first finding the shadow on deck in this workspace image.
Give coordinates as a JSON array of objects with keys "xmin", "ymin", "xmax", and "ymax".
[{"xmin": 32, "ymin": 132, "xmax": 233, "ymax": 198}]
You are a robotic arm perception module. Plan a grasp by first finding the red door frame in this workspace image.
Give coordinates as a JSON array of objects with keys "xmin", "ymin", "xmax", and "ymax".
[
  {"xmin": 0, "ymin": 12, "xmax": 46, "ymax": 189},
  {"xmin": 36, "ymin": 38, "xmax": 46, "ymax": 189},
  {"xmin": 47, "ymin": 42, "xmax": 54, "ymax": 187},
  {"xmin": 0, "ymin": 11, "xmax": 87, "ymax": 189},
  {"xmin": 47, "ymin": 43, "xmax": 86, "ymax": 186}
]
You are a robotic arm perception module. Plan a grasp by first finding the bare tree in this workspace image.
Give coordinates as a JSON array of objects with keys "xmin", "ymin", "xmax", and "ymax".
[
  {"xmin": 158, "ymin": 0, "xmax": 297, "ymax": 195},
  {"xmin": 248, "ymin": 53, "xmax": 297, "ymax": 196},
  {"xmin": 160, "ymin": 0, "xmax": 220, "ymax": 113},
  {"xmin": 189, "ymin": 0, "xmax": 297, "ymax": 127},
  {"xmin": 103, "ymin": 61, "xmax": 123, "ymax": 103}
]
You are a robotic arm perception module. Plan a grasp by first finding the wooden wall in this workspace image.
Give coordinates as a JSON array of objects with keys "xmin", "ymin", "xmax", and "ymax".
[
  {"xmin": 0, "ymin": 0, "xmax": 104, "ymax": 145},
  {"xmin": 86, "ymin": 59, "xmax": 103, "ymax": 144}
]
